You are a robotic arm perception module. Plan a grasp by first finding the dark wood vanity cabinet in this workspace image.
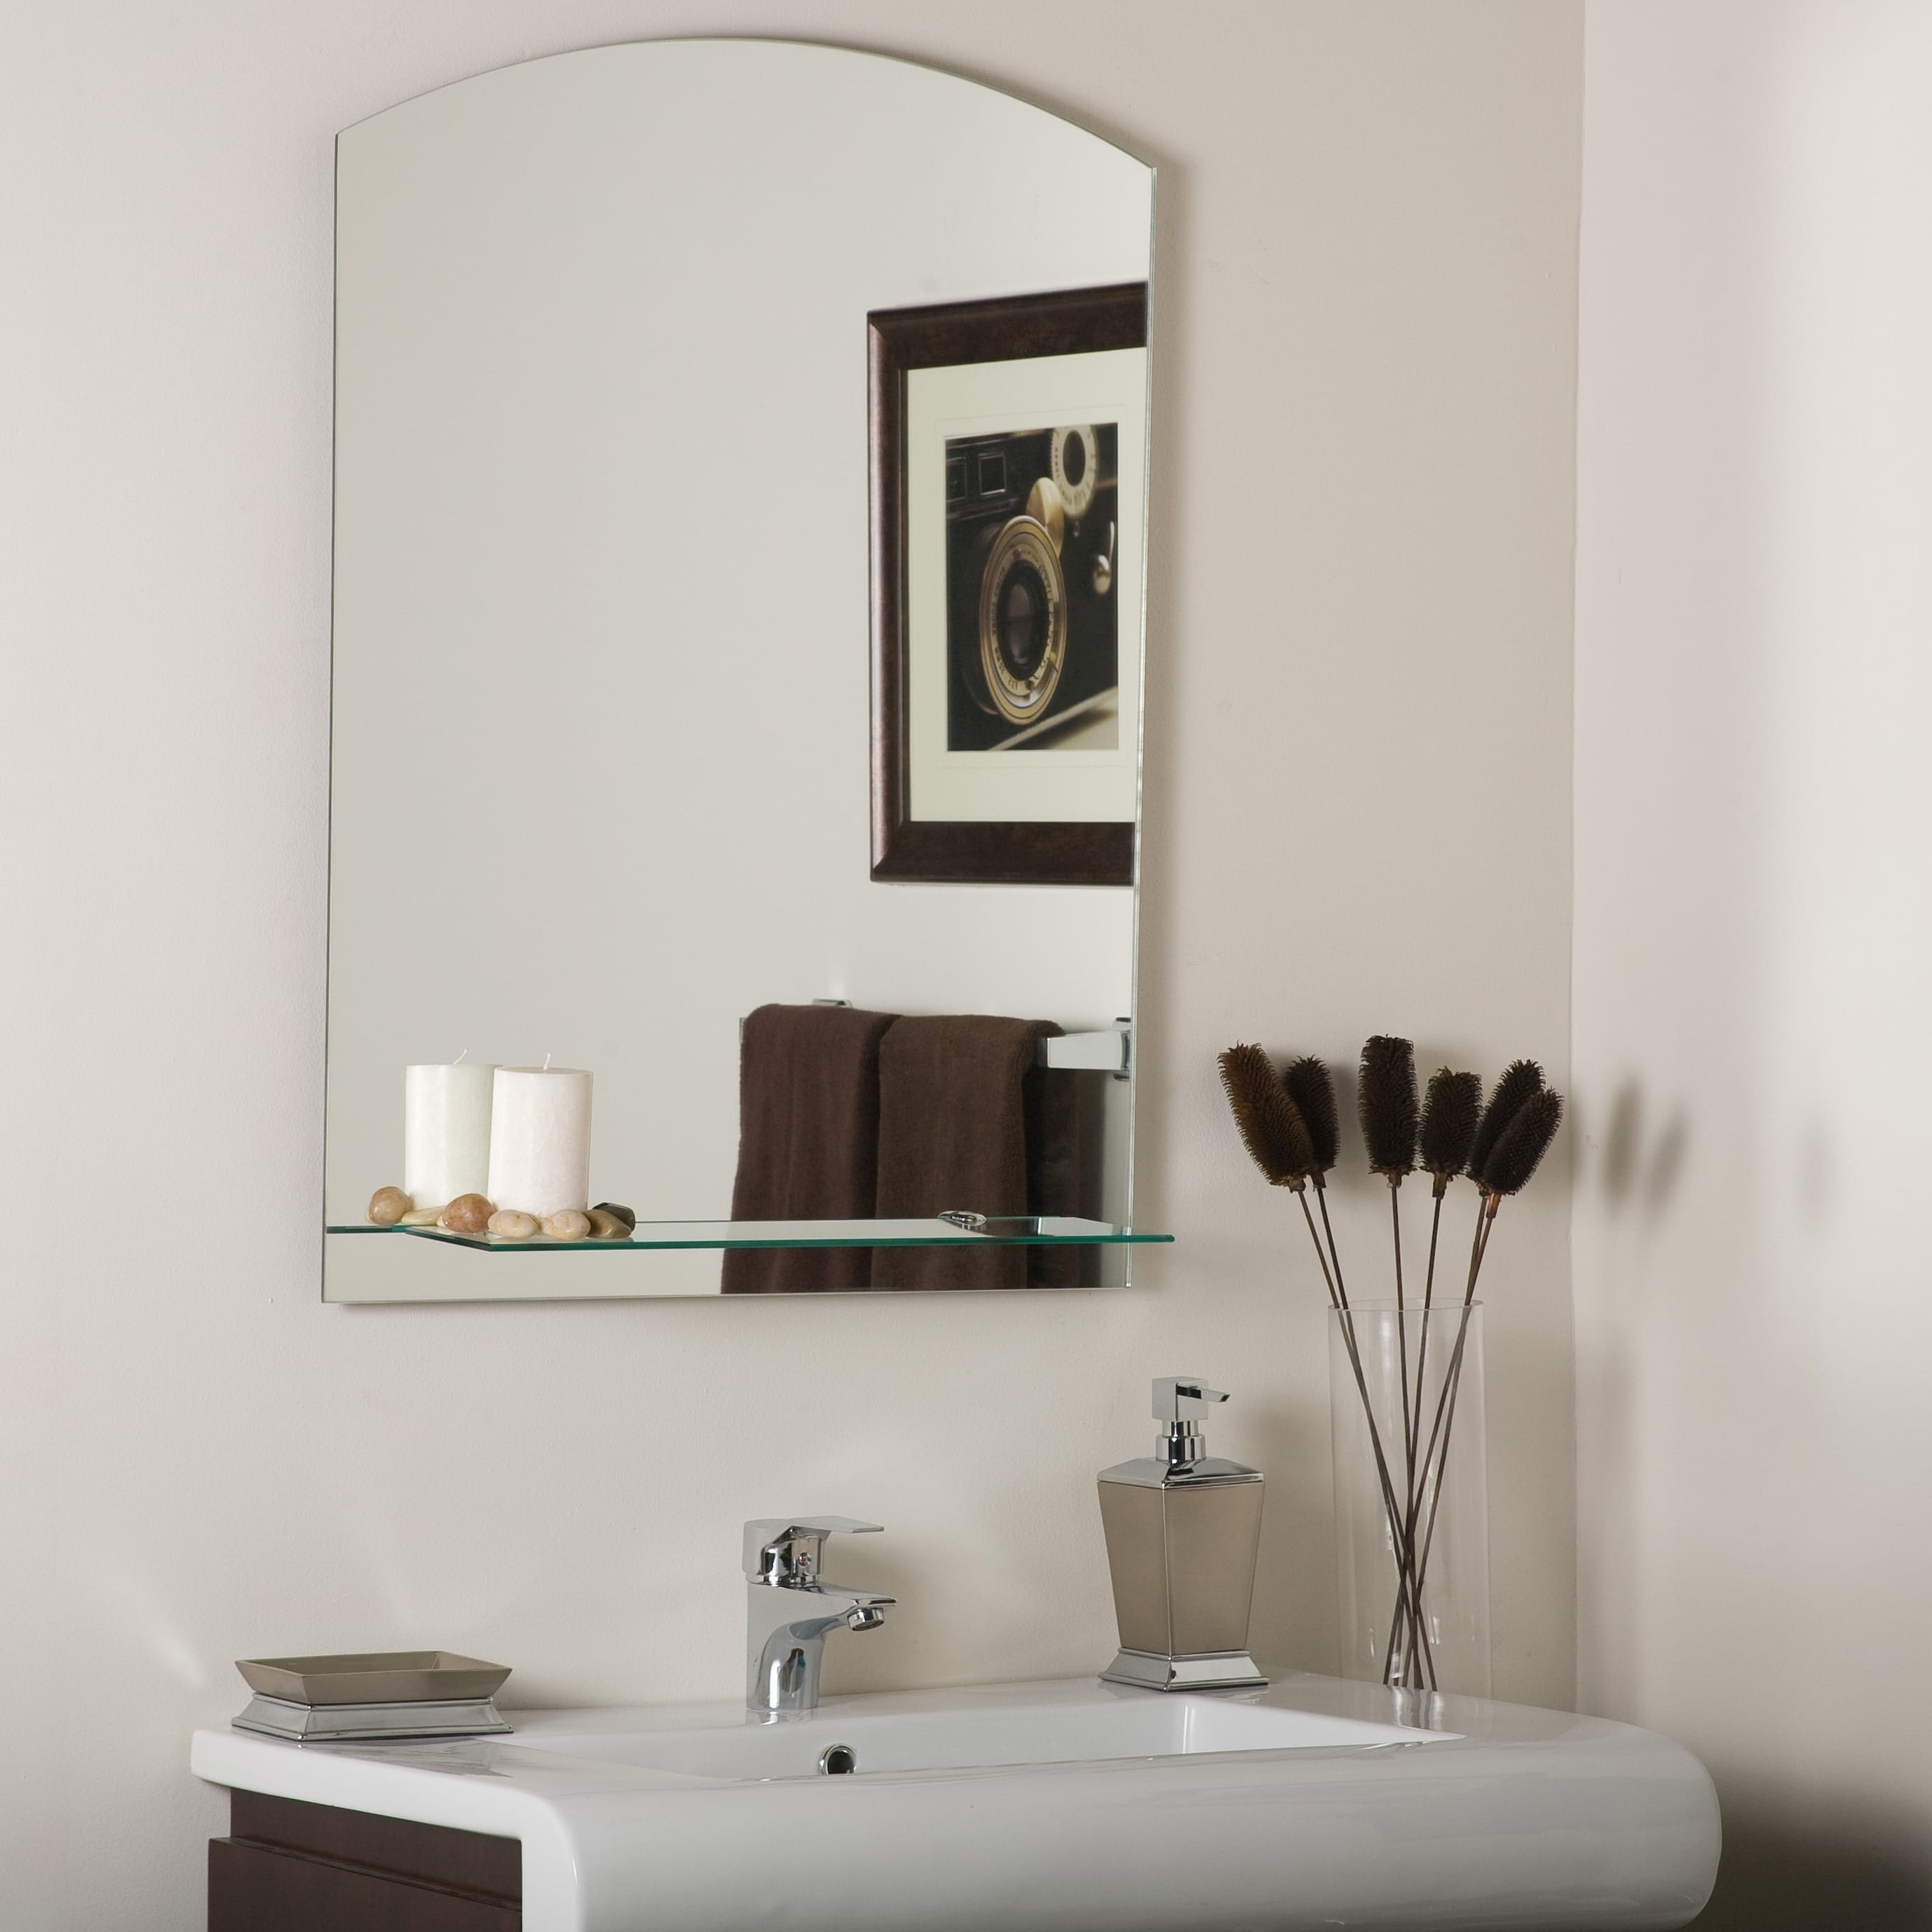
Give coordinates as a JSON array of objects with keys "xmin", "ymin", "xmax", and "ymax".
[{"xmin": 209, "ymin": 1791, "xmax": 520, "ymax": 1929}]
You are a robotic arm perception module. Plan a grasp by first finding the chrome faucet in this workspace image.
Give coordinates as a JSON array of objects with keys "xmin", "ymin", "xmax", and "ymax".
[{"xmin": 743, "ymin": 1518, "xmax": 894, "ymax": 1715}]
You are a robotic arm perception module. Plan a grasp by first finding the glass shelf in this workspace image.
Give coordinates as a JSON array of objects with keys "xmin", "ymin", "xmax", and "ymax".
[{"xmin": 327, "ymin": 1216, "xmax": 1172, "ymax": 1254}]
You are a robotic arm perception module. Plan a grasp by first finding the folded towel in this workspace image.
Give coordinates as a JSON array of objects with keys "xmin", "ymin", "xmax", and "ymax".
[
  {"xmin": 873, "ymin": 1014, "xmax": 1081, "ymax": 1290},
  {"xmin": 722, "ymin": 1002, "xmax": 899, "ymax": 1294}
]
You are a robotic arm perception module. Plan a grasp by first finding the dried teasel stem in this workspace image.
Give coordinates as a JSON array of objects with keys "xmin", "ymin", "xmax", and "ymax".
[
  {"xmin": 1399, "ymin": 1182, "xmax": 1452, "ymax": 1671},
  {"xmin": 1359, "ymin": 1036, "xmax": 1425, "ymax": 1684},
  {"xmin": 1343, "ymin": 1308, "xmax": 1436, "ymax": 1693},
  {"xmin": 1385, "ymin": 1184, "xmax": 1432, "ymax": 1686},
  {"xmin": 1389, "ymin": 1173, "xmax": 1452, "ymax": 1674},
  {"xmin": 1324, "ymin": 1178, "xmax": 1434, "ymax": 1685},
  {"xmin": 1402, "ymin": 1068, "xmax": 1549, "ymax": 1573},
  {"xmin": 1385, "ymin": 1071, "xmax": 1476, "ymax": 1684},
  {"xmin": 1406, "ymin": 1198, "xmax": 1499, "ymax": 1623},
  {"xmin": 1310, "ymin": 1178, "xmax": 1433, "ymax": 1679},
  {"xmin": 1411, "ymin": 1175, "xmax": 1448, "ymax": 1475},
  {"xmin": 1411, "ymin": 1069, "xmax": 1480, "ymax": 1488},
  {"xmin": 1390, "ymin": 1182, "xmax": 1414, "ymax": 1506},
  {"xmin": 1382, "ymin": 1196, "xmax": 1494, "ymax": 1683},
  {"xmin": 1404, "ymin": 1087, "xmax": 1564, "ymax": 1647},
  {"xmin": 1314, "ymin": 1177, "xmax": 1350, "ymax": 1309},
  {"xmin": 1289, "ymin": 1189, "xmax": 1432, "ymax": 1672}
]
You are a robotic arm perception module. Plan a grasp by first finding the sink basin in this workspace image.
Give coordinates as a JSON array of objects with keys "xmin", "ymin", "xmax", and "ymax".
[
  {"xmin": 192, "ymin": 1672, "xmax": 1720, "ymax": 1931},
  {"xmin": 528, "ymin": 1687, "xmax": 1451, "ymax": 1780}
]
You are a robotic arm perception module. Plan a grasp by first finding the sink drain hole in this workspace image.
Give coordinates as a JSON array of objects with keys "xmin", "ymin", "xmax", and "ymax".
[{"xmin": 818, "ymin": 1743, "xmax": 858, "ymax": 1776}]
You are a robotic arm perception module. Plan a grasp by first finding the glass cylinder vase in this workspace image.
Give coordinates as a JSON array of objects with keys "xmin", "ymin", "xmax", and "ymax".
[{"xmin": 1328, "ymin": 1301, "xmax": 1490, "ymax": 1696}]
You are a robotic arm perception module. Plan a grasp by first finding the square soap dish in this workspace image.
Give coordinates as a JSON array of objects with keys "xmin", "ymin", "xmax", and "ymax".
[{"xmin": 232, "ymin": 1651, "xmax": 513, "ymax": 1742}]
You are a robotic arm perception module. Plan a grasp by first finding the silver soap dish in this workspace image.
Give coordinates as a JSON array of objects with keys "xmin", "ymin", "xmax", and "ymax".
[{"xmin": 232, "ymin": 1651, "xmax": 514, "ymax": 1742}]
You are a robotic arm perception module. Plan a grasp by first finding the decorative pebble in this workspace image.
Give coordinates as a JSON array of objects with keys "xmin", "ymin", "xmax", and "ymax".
[
  {"xmin": 591, "ymin": 1200, "xmax": 638, "ymax": 1233},
  {"xmin": 586, "ymin": 1208, "xmax": 631, "ymax": 1240},
  {"xmin": 489, "ymin": 1209, "xmax": 540, "ymax": 1240},
  {"xmin": 368, "ymin": 1185, "xmax": 411, "ymax": 1226},
  {"xmin": 543, "ymin": 1209, "xmax": 592, "ymax": 1242},
  {"xmin": 439, "ymin": 1193, "xmax": 494, "ymax": 1234},
  {"xmin": 400, "ymin": 1207, "xmax": 443, "ymax": 1226}
]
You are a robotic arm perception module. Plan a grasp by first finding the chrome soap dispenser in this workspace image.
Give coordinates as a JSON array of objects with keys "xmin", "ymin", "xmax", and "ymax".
[{"xmin": 1098, "ymin": 1376, "xmax": 1266, "ymax": 1690}]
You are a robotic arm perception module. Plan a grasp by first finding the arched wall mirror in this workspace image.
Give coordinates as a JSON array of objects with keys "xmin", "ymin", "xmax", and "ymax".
[{"xmin": 322, "ymin": 39, "xmax": 1163, "ymax": 1301}]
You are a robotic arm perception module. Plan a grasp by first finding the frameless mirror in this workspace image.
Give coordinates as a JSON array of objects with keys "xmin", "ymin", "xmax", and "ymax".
[{"xmin": 323, "ymin": 40, "xmax": 1160, "ymax": 1300}]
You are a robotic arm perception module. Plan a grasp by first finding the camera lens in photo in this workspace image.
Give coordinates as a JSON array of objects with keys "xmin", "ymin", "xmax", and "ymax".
[{"xmin": 944, "ymin": 423, "xmax": 1120, "ymax": 753}]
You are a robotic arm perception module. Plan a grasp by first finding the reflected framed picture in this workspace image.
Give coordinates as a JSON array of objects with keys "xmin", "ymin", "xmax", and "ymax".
[{"xmin": 869, "ymin": 284, "xmax": 1149, "ymax": 886}]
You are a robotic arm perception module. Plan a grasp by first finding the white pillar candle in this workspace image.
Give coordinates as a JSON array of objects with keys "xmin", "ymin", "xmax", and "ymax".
[
  {"xmin": 487, "ymin": 1066, "xmax": 594, "ymax": 1217},
  {"xmin": 403, "ymin": 1060, "xmax": 498, "ymax": 1210}
]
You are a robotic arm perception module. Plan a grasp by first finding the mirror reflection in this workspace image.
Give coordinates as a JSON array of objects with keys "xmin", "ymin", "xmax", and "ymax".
[{"xmin": 321, "ymin": 41, "xmax": 1158, "ymax": 1301}]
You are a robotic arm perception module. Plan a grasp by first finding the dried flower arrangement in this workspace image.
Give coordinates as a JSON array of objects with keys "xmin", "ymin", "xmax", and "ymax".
[{"xmin": 1219, "ymin": 1038, "xmax": 1563, "ymax": 1691}]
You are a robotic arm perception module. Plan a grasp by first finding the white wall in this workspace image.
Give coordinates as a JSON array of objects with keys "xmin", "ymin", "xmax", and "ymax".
[
  {"xmin": 1574, "ymin": 3, "xmax": 1932, "ymax": 1919},
  {"xmin": 0, "ymin": 4, "xmax": 1580, "ymax": 1924}
]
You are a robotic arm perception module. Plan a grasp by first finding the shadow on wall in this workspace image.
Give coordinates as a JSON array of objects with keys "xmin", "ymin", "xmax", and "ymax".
[
  {"xmin": 1692, "ymin": 1793, "xmax": 1932, "ymax": 1929},
  {"xmin": 1592, "ymin": 1080, "xmax": 1689, "ymax": 1217}
]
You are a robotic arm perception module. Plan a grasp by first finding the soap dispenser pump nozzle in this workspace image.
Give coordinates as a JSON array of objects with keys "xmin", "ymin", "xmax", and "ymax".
[{"xmin": 1153, "ymin": 1376, "xmax": 1228, "ymax": 1467}]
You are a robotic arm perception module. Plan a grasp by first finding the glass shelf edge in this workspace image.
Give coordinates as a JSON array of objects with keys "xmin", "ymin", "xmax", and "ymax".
[{"xmin": 326, "ymin": 1223, "xmax": 1174, "ymax": 1254}]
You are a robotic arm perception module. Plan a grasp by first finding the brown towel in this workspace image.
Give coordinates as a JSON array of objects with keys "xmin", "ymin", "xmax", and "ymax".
[
  {"xmin": 722, "ymin": 1003, "xmax": 899, "ymax": 1294},
  {"xmin": 873, "ymin": 1015, "xmax": 1081, "ymax": 1291}
]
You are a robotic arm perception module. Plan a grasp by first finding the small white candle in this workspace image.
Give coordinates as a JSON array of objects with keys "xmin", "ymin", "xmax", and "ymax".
[
  {"xmin": 486, "ymin": 1066, "xmax": 593, "ymax": 1217},
  {"xmin": 403, "ymin": 1060, "xmax": 497, "ymax": 1210}
]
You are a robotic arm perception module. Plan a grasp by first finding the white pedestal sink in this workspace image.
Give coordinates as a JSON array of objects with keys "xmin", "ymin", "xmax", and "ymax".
[{"xmin": 191, "ymin": 1672, "xmax": 1719, "ymax": 1931}]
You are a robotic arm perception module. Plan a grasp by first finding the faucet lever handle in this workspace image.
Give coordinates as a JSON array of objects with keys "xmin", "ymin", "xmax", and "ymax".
[
  {"xmin": 743, "ymin": 1516, "xmax": 883, "ymax": 1585},
  {"xmin": 1152, "ymin": 1376, "xmax": 1229, "ymax": 1423}
]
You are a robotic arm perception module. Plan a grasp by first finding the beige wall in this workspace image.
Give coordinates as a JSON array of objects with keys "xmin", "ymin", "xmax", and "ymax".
[
  {"xmin": 0, "ymin": 4, "xmax": 1581, "ymax": 1924},
  {"xmin": 1574, "ymin": 1, "xmax": 1932, "ymax": 1921}
]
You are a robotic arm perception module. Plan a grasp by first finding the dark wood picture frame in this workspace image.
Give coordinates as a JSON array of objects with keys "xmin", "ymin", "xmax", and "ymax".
[{"xmin": 868, "ymin": 282, "xmax": 1149, "ymax": 886}]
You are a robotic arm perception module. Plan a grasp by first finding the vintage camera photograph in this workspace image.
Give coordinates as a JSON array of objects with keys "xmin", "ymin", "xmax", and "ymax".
[
  {"xmin": 944, "ymin": 422, "xmax": 1119, "ymax": 752},
  {"xmin": 869, "ymin": 282, "xmax": 1147, "ymax": 886}
]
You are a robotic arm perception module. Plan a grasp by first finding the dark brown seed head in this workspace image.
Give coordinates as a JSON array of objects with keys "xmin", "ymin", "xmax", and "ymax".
[
  {"xmin": 1281, "ymin": 1055, "xmax": 1340, "ymax": 1172},
  {"xmin": 1420, "ymin": 1068, "xmax": 1483, "ymax": 1180},
  {"xmin": 1358, "ymin": 1035, "xmax": 1418, "ymax": 1177},
  {"xmin": 1219, "ymin": 1044, "xmax": 1315, "ymax": 1189},
  {"xmin": 1468, "ymin": 1059, "xmax": 1546, "ymax": 1184},
  {"xmin": 1481, "ymin": 1087, "xmax": 1564, "ymax": 1196}
]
